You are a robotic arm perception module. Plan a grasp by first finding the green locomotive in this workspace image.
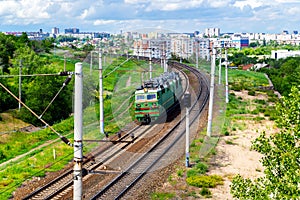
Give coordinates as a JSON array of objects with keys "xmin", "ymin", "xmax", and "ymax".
[{"xmin": 134, "ymin": 71, "xmax": 183, "ymax": 124}]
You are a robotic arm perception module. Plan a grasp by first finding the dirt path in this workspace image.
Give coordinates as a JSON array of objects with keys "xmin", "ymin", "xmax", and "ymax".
[{"xmin": 206, "ymin": 90, "xmax": 279, "ymax": 199}]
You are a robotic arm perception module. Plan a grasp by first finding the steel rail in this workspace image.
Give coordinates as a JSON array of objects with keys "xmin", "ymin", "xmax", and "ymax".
[{"xmin": 91, "ymin": 61, "xmax": 209, "ymax": 199}]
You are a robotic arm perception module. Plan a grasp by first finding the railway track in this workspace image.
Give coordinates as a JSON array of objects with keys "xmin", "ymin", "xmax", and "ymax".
[
  {"xmin": 90, "ymin": 61, "xmax": 209, "ymax": 199},
  {"xmin": 22, "ymin": 124, "xmax": 148, "ymax": 200},
  {"xmin": 21, "ymin": 60, "xmax": 208, "ymax": 200}
]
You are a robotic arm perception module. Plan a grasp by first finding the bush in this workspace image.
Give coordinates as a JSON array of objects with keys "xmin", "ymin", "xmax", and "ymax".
[
  {"xmin": 231, "ymin": 84, "xmax": 243, "ymax": 91},
  {"xmin": 186, "ymin": 175, "xmax": 223, "ymax": 188},
  {"xmin": 224, "ymin": 130, "xmax": 230, "ymax": 136},
  {"xmin": 187, "ymin": 162, "xmax": 208, "ymax": 178},
  {"xmin": 187, "ymin": 169, "xmax": 198, "ymax": 178},
  {"xmin": 195, "ymin": 162, "xmax": 208, "ymax": 174},
  {"xmin": 254, "ymin": 99, "xmax": 266, "ymax": 105},
  {"xmin": 200, "ymin": 187, "xmax": 212, "ymax": 197},
  {"xmin": 177, "ymin": 169, "xmax": 184, "ymax": 177},
  {"xmin": 248, "ymin": 90, "xmax": 256, "ymax": 96}
]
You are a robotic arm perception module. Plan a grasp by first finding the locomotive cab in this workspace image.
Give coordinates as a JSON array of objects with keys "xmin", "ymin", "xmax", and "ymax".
[
  {"xmin": 135, "ymin": 89, "xmax": 159, "ymax": 123},
  {"xmin": 134, "ymin": 71, "xmax": 182, "ymax": 124}
]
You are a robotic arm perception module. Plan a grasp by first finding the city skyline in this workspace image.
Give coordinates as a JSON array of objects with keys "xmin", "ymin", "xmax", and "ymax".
[{"xmin": 1, "ymin": 0, "xmax": 300, "ymax": 34}]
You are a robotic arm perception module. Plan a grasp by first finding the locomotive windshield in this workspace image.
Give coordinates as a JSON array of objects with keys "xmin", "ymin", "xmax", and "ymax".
[
  {"xmin": 136, "ymin": 95, "xmax": 145, "ymax": 101},
  {"xmin": 147, "ymin": 94, "xmax": 156, "ymax": 100}
]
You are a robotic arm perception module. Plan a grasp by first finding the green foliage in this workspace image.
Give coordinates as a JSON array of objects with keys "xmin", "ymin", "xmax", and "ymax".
[
  {"xmin": 15, "ymin": 65, "xmax": 73, "ymax": 126},
  {"xmin": 254, "ymin": 99, "xmax": 266, "ymax": 105},
  {"xmin": 200, "ymin": 187, "xmax": 212, "ymax": 197},
  {"xmin": 177, "ymin": 169, "xmax": 184, "ymax": 177},
  {"xmin": 186, "ymin": 175, "xmax": 223, "ymax": 188},
  {"xmin": 151, "ymin": 192, "xmax": 175, "ymax": 200},
  {"xmin": 187, "ymin": 162, "xmax": 208, "ymax": 178},
  {"xmin": 248, "ymin": 90, "xmax": 256, "ymax": 96},
  {"xmin": 187, "ymin": 191, "xmax": 198, "ymax": 197},
  {"xmin": 228, "ymin": 70, "xmax": 269, "ymax": 91},
  {"xmin": 231, "ymin": 86, "xmax": 300, "ymax": 199},
  {"xmin": 0, "ymin": 79, "xmax": 16, "ymax": 112},
  {"xmin": 261, "ymin": 57, "xmax": 300, "ymax": 96}
]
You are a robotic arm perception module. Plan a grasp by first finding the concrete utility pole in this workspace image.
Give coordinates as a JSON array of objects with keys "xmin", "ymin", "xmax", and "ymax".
[
  {"xmin": 73, "ymin": 62, "xmax": 83, "ymax": 200},
  {"xmin": 207, "ymin": 47, "xmax": 216, "ymax": 137},
  {"xmin": 99, "ymin": 50, "xmax": 105, "ymax": 135},
  {"xmin": 186, "ymin": 106, "xmax": 190, "ymax": 167},
  {"xmin": 149, "ymin": 41, "xmax": 152, "ymax": 79},
  {"xmin": 162, "ymin": 43, "xmax": 167, "ymax": 73},
  {"xmin": 184, "ymin": 93, "xmax": 191, "ymax": 167},
  {"xmin": 218, "ymin": 47, "xmax": 222, "ymax": 84},
  {"xmin": 196, "ymin": 40, "xmax": 199, "ymax": 69},
  {"xmin": 90, "ymin": 51, "xmax": 93, "ymax": 75},
  {"xmin": 225, "ymin": 46, "xmax": 229, "ymax": 103},
  {"xmin": 19, "ymin": 60, "xmax": 22, "ymax": 111}
]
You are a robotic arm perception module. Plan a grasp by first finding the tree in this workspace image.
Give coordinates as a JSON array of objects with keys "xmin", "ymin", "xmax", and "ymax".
[
  {"xmin": 17, "ymin": 65, "xmax": 73, "ymax": 126},
  {"xmin": 230, "ymin": 86, "xmax": 300, "ymax": 199},
  {"xmin": 0, "ymin": 33, "xmax": 17, "ymax": 72},
  {"xmin": 0, "ymin": 78, "xmax": 17, "ymax": 112}
]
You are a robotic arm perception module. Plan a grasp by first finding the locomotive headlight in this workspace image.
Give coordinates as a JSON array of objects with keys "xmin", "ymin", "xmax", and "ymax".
[
  {"xmin": 137, "ymin": 104, "xmax": 141, "ymax": 107},
  {"xmin": 145, "ymin": 103, "xmax": 148, "ymax": 106}
]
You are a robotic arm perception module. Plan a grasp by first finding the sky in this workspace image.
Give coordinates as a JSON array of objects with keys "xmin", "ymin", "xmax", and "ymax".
[{"xmin": 1, "ymin": 0, "xmax": 300, "ymax": 34}]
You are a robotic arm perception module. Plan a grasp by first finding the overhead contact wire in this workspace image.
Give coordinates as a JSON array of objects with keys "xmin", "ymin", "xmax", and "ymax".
[
  {"xmin": 39, "ymin": 75, "xmax": 72, "ymax": 119},
  {"xmin": 103, "ymin": 56, "xmax": 134, "ymax": 78},
  {"xmin": 0, "ymin": 73, "xmax": 59, "ymax": 78},
  {"xmin": 0, "ymin": 82, "xmax": 73, "ymax": 147}
]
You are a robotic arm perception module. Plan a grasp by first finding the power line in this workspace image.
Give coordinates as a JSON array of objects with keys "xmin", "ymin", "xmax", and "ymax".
[
  {"xmin": 103, "ymin": 55, "xmax": 134, "ymax": 78},
  {"xmin": 39, "ymin": 75, "xmax": 73, "ymax": 119},
  {"xmin": 0, "ymin": 82, "xmax": 73, "ymax": 147},
  {"xmin": 0, "ymin": 73, "xmax": 61, "ymax": 78}
]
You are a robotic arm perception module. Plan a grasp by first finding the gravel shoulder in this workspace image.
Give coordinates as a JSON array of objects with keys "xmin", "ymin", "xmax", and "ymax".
[{"xmin": 152, "ymin": 88, "xmax": 279, "ymax": 199}]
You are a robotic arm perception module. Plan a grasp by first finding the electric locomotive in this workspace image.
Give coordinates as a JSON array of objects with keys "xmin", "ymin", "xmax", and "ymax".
[{"xmin": 134, "ymin": 71, "xmax": 183, "ymax": 124}]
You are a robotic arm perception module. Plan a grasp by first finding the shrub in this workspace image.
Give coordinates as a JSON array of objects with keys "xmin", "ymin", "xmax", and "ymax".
[
  {"xmin": 195, "ymin": 162, "xmax": 208, "ymax": 174},
  {"xmin": 177, "ymin": 169, "xmax": 184, "ymax": 177},
  {"xmin": 187, "ymin": 191, "xmax": 198, "ymax": 197},
  {"xmin": 187, "ymin": 162, "xmax": 208, "ymax": 178},
  {"xmin": 0, "ymin": 150, "xmax": 6, "ymax": 161},
  {"xmin": 253, "ymin": 116, "xmax": 265, "ymax": 121},
  {"xmin": 200, "ymin": 187, "xmax": 212, "ymax": 197},
  {"xmin": 224, "ymin": 130, "xmax": 230, "ymax": 136},
  {"xmin": 186, "ymin": 175, "xmax": 223, "ymax": 188},
  {"xmin": 251, "ymin": 109, "xmax": 259, "ymax": 115},
  {"xmin": 187, "ymin": 169, "xmax": 198, "ymax": 178},
  {"xmin": 268, "ymin": 97, "xmax": 278, "ymax": 102},
  {"xmin": 190, "ymin": 141, "xmax": 196, "ymax": 147},
  {"xmin": 248, "ymin": 90, "xmax": 256, "ymax": 96}
]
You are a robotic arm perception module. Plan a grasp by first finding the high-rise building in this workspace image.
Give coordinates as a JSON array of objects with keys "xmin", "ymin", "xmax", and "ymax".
[
  {"xmin": 65, "ymin": 28, "xmax": 80, "ymax": 34},
  {"xmin": 205, "ymin": 28, "xmax": 220, "ymax": 37},
  {"xmin": 52, "ymin": 27, "xmax": 59, "ymax": 34}
]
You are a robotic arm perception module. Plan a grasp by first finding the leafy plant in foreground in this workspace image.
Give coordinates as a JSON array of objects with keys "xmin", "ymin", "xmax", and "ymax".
[{"xmin": 231, "ymin": 86, "xmax": 300, "ymax": 199}]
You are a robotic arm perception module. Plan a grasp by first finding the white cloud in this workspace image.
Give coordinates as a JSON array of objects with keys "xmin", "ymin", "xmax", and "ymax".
[
  {"xmin": 80, "ymin": 7, "xmax": 96, "ymax": 20},
  {"xmin": 124, "ymin": 0, "xmax": 149, "ymax": 3},
  {"xmin": 275, "ymin": 0, "xmax": 300, "ymax": 2},
  {"xmin": 1, "ymin": 0, "xmax": 300, "ymax": 34},
  {"xmin": 94, "ymin": 19, "xmax": 117, "ymax": 25},
  {"xmin": 233, "ymin": 0, "xmax": 264, "ymax": 10}
]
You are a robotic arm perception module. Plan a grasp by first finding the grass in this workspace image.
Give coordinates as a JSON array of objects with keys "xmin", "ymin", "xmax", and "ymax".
[
  {"xmin": 0, "ymin": 55, "xmax": 162, "ymax": 200},
  {"xmin": 151, "ymin": 192, "xmax": 176, "ymax": 200}
]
